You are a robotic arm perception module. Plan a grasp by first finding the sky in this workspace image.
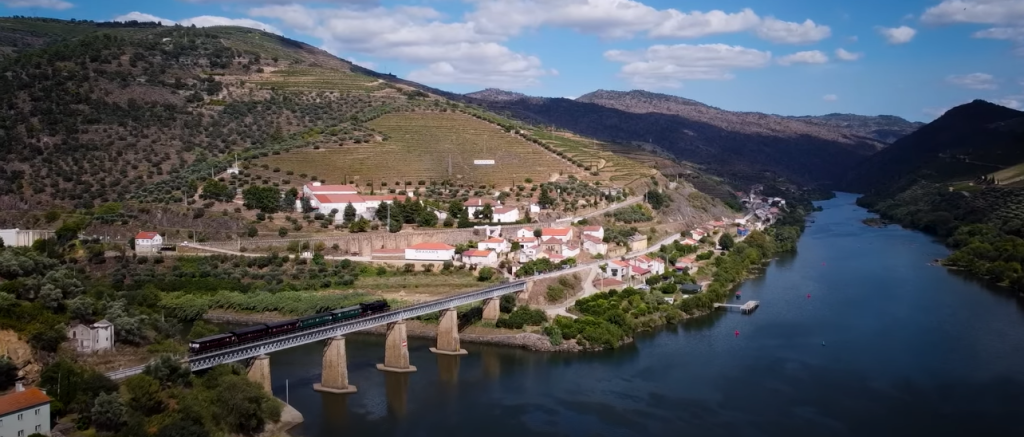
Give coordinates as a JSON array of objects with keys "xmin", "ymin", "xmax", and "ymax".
[{"xmin": 2, "ymin": 0, "xmax": 1022, "ymax": 122}]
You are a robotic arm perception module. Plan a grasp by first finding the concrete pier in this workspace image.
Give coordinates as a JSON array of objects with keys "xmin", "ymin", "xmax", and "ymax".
[
  {"xmin": 314, "ymin": 336, "xmax": 358, "ymax": 394},
  {"xmin": 482, "ymin": 298, "xmax": 500, "ymax": 323},
  {"xmin": 247, "ymin": 354, "xmax": 272, "ymax": 394},
  {"xmin": 376, "ymin": 320, "xmax": 418, "ymax": 373},
  {"xmin": 430, "ymin": 308, "xmax": 468, "ymax": 355}
]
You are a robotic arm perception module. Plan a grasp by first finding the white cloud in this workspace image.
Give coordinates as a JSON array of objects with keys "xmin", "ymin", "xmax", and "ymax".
[
  {"xmin": 603, "ymin": 43, "xmax": 772, "ymax": 88},
  {"xmin": 973, "ymin": 27, "xmax": 1024, "ymax": 41},
  {"xmin": 877, "ymin": 25, "xmax": 917, "ymax": 44},
  {"xmin": 754, "ymin": 17, "xmax": 832, "ymax": 44},
  {"xmin": 994, "ymin": 96, "xmax": 1022, "ymax": 109},
  {"xmin": 248, "ymin": 4, "xmax": 553, "ymax": 88},
  {"xmin": 823, "ymin": 94, "xmax": 838, "ymax": 101},
  {"xmin": 847, "ymin": 35, "xmax": 858, "ymax": 42},
  {"xmin": 564, "ymin": 96, "xmax": 577, "ymax": 99},
  {"xmin": 777, "ymin": 50, "xmax": 828, "ymax": 65},
  {"xmin": 834, "ymin": 48, "xmax": 863, "ymax": 61},
  {"xmin": 465, "ymin": 1, "xmax": 830, "ymax": 44},
  {"xmin": 113, "ymin": 11, "xmax": 282, "ymax": 34},
  {"xmin": 1, "ymin": 0, "xmax": 73, "ymax": 9},
  {"xmin": 946, "ymin": 72, "xmax": 998, "ymax": 89},
  {"xmin": 921, "ymin": 0, "xmax": 1024, "ymax": 25},
  {"xmin": 348, "ymin": 58, "xmax": 377, "ymax": 69},
  {"xmin": 182, "ymin": 0, "xmax": 375, "ymax": 3}
]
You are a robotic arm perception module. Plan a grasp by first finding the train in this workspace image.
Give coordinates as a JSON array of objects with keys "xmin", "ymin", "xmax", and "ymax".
[{"xmin": 188, "ymin": 299, "xmax": 390, "ymax": 354}]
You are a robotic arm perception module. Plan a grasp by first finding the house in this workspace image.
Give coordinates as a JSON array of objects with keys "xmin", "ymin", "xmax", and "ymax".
[
  {"xmin": 593, "ymin": 277, "xmax": 626, "ymax": 291},
  {"xmin": 541, "ymin": 237, "xmax": 564, "ymax": 254},
  {"xmin": 630, "ymin": 266, "xmax": 651, "ymax": 281},
  {"xmin": 67, "ymin": 319, "xmax": 115, "ymax": 353},
  {"xmin": 541, "ymin": 227, "xmax": 573, "ymax": 243},
  {"xmin": 605, "ymin": 260, "xmax": 631, "ymax": 282},
  {"xmin": 492, "ymin": 206, "xmax": 520, "ymax": 223},
  {"xmin": 581, "ymin": 225, "xmax": 604, "ymax": 241},
  {"xmin": 529, "ymin": 202, "xmax": 541, "ymax": 214},
  {"xmin": 0, "ymin": 384, "xmax": 52, "ymax": 437},
  {"xmin": 680, "ymin": 238, "xmax": 700, "ymax": 246},
  {"xmin": 134, "ymin": 231, "xmax": 163, "ymax": 253},
  {"xmin": 675, "ymin": 255, "xmax": 697, "ymax": 272},
  {"xmin": 462, "ymin": 249, "xmax": 498, "ymax": 266},
  {"xmin": 690, "ymin": 229, "xmax": 707, "ymax": 240},
  {"xmin": 0, "ymin": 229, "xmax": 53, "ymax": 248},
  {"xmin": 516, "ymin": 228, "xmax": 535, "ymax": 239},
  {"xmin": 464, "ymin": 198, "xmax": 495, "ymax": 216},
  {"xmin": 627, "ymin": 234, "xmax": 648, "ymax": 252},
  {"xmin": 513, "ymin": 236, "xmax": 539, "ymax": 249},
  {"xmin": 430, "ymin": 207, "xmax": 448, "ymax": 221},
  {"xmin": 405, "ymin": 242, "xmax": 455, "ymax": 261},
  {"xmin": 518, "ymin": 245, "xmax": 539, "ymax": 263},
  {"xmin": 308, "ymin": 193, "xmax": 407, "ymax": 222},
  {"xmin": 303, "ymin": 182, "xmax": 358, "ymax": 197},
  {"xmin": 563, "ymin": 243, "xmax": 581, "ymax": 258},
  {"xmin": 539, "ymin": 251, "xmax": 566, "ymax": 263},
  {"xmin": 478, "ymin": 237, "xmax": 511, "ymax": 253},
  {"xmin": 630, "ymin": 255, "xmax": 665, "ymax": 275},
  {"xmin": 582, "ymin": 235, "xmax": 608, "ymax": 256}
]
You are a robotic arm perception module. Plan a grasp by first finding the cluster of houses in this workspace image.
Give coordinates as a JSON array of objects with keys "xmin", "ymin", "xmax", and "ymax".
[{"xmin": 738, "ymin": 187, "xmax": 785, "ymax": 227}]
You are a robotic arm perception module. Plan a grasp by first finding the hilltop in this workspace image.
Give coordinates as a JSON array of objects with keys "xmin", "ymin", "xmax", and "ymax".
[{"xmin": 784, "ymin": 113, "xmax": 924, "ymax": 143}]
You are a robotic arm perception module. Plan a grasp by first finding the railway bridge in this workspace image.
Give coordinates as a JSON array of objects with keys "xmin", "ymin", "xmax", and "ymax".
[{"xmin": 105, "ymin": 279, "xmax": 532, "ymax": 394}]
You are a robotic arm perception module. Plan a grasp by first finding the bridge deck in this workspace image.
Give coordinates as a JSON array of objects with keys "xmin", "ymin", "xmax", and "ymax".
[{"xmin": 105, "ymin": 280, "xmax": 526, "ymax": 380}]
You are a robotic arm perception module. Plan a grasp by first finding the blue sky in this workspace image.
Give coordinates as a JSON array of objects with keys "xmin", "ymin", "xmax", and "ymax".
[{"xmin": 3, "ymin": 0, "xmax": 1022, "ymax": 122}]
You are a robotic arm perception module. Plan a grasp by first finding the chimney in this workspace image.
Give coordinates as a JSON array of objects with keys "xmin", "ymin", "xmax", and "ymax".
[{"xmin": 15, "ymin": 382, "xmax": 24, "ymax": 392}]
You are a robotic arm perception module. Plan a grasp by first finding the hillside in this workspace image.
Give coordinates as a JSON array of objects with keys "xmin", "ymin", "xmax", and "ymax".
[
  {"xmin": 464, "ymin": 89, "xmax": 889, "ymax": 187},
  {"xmin": 0, "ymin": 17, "xmax": 737, "ymax": 239},
  {"xmin": 843, "ymin": 100, "xmax": 1024, "ymax": 195},
  {"xmin": 784, "ymin": 113, "xmax": 923, "ymax": 143}
]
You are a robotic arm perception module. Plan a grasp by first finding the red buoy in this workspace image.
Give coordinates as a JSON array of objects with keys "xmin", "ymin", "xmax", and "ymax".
[
  {"xmin": 735, "ymin": 330, "xmax": 740, "ymax": 337},
  {"xmin": 807, "ymin": 294, "xmax": 811, "ymax": 299}
]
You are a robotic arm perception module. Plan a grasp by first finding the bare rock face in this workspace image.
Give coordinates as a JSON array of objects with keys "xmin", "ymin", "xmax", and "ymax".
[{"xmin": 0, "ymin": 330, "xmax": 39, "ymax": 382}]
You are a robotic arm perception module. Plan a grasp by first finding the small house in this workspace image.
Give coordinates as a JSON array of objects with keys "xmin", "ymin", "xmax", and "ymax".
[
  {"xmin": 563, "ymin": 243, "xmax": 581, "ymax": 258},
  {"xmin": 478, "ymin": 237, "xmax": 511, "ymax": 253},
  {"xmin": 134, "ymin": 231, "xmax": 163, "ymax": 253},
  {"xmin": 690, "ymin": 229, "xmax": 706, "ymax": 240},
  {"xmin": 516, "ymin": 228, "xmax": 535, "ymax": 239},
  {"xmin": 68, "ymin": 319, "xmax": 115, "ymax": 353},
  {"xmin": 582, "ymin": 225, "xmax": 604, "ymax": 240},
  {"xmin": 541, "ymin": 237, "xmax": 564, "ymax": 254},
  {"xmin": 0, "ymin": 385, "xmax": 51, "ymax": 437},
  {"xmin": 541, "ymin": 227, "xmax": 573, "ymax": 242},
  {"xmin": 583, "ymin": 235, "xmax": 608, "ymax": 256},
  {"xmin": 405, "ymin": 242, "xmax": 455, "ymax": 261},
  {"xmin": 462, "ymin": 249, "xmax": 498, "ymax": 266},
  {"xmin": 605, "ymin": 260, "xmax": 630, "ymax": 282},
  {"xmin": 493, "ymin": 206, "xmax": 520, "ymax": 223},
  {"xmin": 627, "ymin": 234, "xmax": 648, "ymax": 252}
]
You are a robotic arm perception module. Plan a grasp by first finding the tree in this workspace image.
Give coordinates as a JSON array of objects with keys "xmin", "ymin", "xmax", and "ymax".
[
  {"xmin": 343, "ymin": 203, "xmax": 357, "ymax": 224},
  {"xmin": 416, "ymin": 210, "xmax": 438, "ymax": 227},
  {"xmin": 92, "ymin": 392, "xmax": 127, "ymax": 432},
  {"xmin": 475, "ymin": 203, "xmax": 494, "ymax": 221},
  {"xmin": 200, "ymin": 179, "xmax": 234, "ymax": 202},
  {"xmin": 246, "ymin": 225, "xmax": 259, "ymax": 238},
  {"xmin": 242, "ymin": 186, "xmax": 280, "ymax": 213},
  {"xmin": 388, "ymin": 216, "xmax": 402, "ymax": 233},
  {"xmin": 457, "ymin": 207, "xmax": 472, "ymax": 228},
  {"xmin": 719, "ymin": 233, "xmax": 736, "ymax": 251},
  {"xmin": 349, "ymin": 217, "xmax": 370, "ymax": 233},
  {"xmin": 278, "ymin": 227, "xmax": 288, "ymax": 238},
  {"xmin": 143, "ymin": 355, "xmax": 192, "ymax": 388},
  {"xmin": 478, "ymin": 267, "xmax": 496, "ymax": 281},
  {"xmin": 538, "ymin": 187, "xmax": 556, "ymax": 209},
  {"xmin": 447, "ymin": 200, "xmax": 463, "ymax": 219},
  {"xmin": 66, "ymin": 296, "xmax": 95, "ymax": 322},
  {"xmin": 533, "ymin": 228, "xmax": 543, "ymax": 238},
  {"xmin": 123, "ymin": 374, "xmax": 165, "ymax": 415},
  {"xmin": 213, "ymin": 375, "xmax": 282, "ymax": 436}
]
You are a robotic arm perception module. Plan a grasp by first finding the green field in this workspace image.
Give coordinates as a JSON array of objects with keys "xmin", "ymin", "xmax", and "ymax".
[
  {"xmin": 255, "ymin": 111, "xmax": 578, "ymax": 187},
  {"xmin": 249, "ymin": 67, "xmax": 385, "ymax": 92},
  {"xmin": 528, "ymin": 129, "xmax": 657, "ymax": 186}
]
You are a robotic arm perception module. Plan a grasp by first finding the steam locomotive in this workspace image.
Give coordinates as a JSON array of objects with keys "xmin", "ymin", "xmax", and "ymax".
[{"xmin": 188, "ymin": 299, "xmax": 390, "ymax": 354}]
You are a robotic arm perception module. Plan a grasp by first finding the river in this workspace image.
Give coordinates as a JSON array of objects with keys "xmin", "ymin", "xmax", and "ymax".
[{"xmin": 265, "ymin": 192, "xmax": 1024, "ymax": 437}]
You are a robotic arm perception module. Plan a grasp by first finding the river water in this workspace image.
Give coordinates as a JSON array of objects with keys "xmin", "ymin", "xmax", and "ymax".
[{"xmin": 267, "ymin": 193, "xmax": 1024, "ymax": 437}]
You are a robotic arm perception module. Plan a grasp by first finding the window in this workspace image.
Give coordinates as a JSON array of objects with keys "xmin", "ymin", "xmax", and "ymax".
[
  {"xmin": 34, "ymin": 409, "xmax": 39, "ymax": 415},
  {"xmin": 17, "ymin": 413, "xmax": 22, "ymax": 420},
  {"xmin": 18, "ymin": 430, "xmax": 24, "ymax": 437},
  {"xmin": 35, "ymin": 425, "xmax": 40, "ymax": 432}
]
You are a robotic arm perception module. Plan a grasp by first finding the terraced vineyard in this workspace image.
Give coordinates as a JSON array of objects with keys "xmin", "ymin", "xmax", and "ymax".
[
  {"xmin": 528, "ymin": 129, "xmax": 656, "ymax": 186},
  {"xmin": 256, "ymin": 112, "xmax": 578, "ymax": 187},
  {"xmin": 249, "ymin": 68, "xmax": 386, "ymax": 92}
]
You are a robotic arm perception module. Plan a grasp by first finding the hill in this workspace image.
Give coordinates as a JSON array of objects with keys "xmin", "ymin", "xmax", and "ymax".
[
  {"xmin": 843, "ymin": 100, "xmax": 1024, "ymax": 195},
  {"xmin": 464, "ymin": 89, "xmax": 890, "ymax": 187},
  {"xmin": 784, "ymin": 113, "xmax": 923, "ymax": 143}
]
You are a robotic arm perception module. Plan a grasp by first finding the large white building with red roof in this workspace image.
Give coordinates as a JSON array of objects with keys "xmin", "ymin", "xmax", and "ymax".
[
  {"xmin": 134, "ymin": 231, "xmax": 163, "ymax": 253},
  {"xmin": 302, "ymin": 182, "xmax": 358, "ymax": 196},
  {"xmin": 0, "ymin": 385, "xmax": 52, "ymax": 437},
  {"xmin": 405, "ymin": 242, "xmax": 455, "ymax": 261},
  {"xmin": 307, "ymin": 191, "xmax": 408, "ymax": 222},
  {"xmin": 541, "ymin": 227, "xmax": 573, "ymax": 242},
  {"xmin": 478, "ymin": 237, "xmax": 511, "ymax": 253},
  {"xmin": 582, "ymin": 225, "xmax": 604, "ymax": 240},
  {"xmin": 492, "ymin": 206, "xmax": 520, "ymax": 223}
]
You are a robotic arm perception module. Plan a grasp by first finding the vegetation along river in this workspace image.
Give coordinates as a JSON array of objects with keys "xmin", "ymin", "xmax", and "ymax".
[{"xmin": 266, "ymin": 192, "xmax": 1024, "ymax": 437}]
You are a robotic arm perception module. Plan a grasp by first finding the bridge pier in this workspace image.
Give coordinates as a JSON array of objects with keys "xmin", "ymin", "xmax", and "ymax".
[
  {"xmin": 247, "ymin": 354, "xmax": 272, "ymax": 394},
  {"xmin": 314, "ymin": 336, "xmax": 357, "ymax": 394},
  {"xmin": 517, "ymin": 280, "xmax": 534, "ymax": 304},
  {"xmin": 482, "ymin": 298, "xmax": 500, "ymax": 323},
  {"xmin": 376, "ymin": 320, "xmax": 417, "ymax": 373},
  {"xmin": 430, "ymin": 308, "xmax": 468, "ymax": 355}
]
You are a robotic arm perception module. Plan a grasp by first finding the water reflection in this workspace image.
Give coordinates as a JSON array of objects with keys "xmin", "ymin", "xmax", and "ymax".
[
  {"xmin": 383, "ymin": 372, "xmax": 410, "ymax": 418},
  {"xmin": 481, "ymin": 347, "xmax": 500, "ymax": 379},
  {"xmin": 318, "ymin": 392, "xmax": 350, "ymax": 433},
  {"xmin": 437, "ymin": 355, "xmax": 460, "ymax": 386}
]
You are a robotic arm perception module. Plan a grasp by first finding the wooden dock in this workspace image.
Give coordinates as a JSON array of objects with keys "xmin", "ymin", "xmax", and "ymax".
[{"xmin": 714, "ymin": 300, "xmax": 760, "ymax": 314}]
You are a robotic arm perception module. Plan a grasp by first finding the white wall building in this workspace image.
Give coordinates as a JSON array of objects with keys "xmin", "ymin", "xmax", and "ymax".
[
  {"xmin": 478, "ymin": 237, "xmax": 511, "ymax": 253},
  {"xmin": 493, "ymin": 206, "xmax": 520, "ymax": 223},
  {"xmin": 583, "ymin": 235, "xmax": 608, "ymax": 256},
  {"xmin": 582, "ymin": 226, "xmax": 604, "ymax": 241},
  {"xmin": 464, "ymin": 198, "xmax": 497, "ymax": 217},
  {"xmin": 308, "ymin": 193, "xmax": 407, "ymax": 222},
  {"xmin": 302, "ymin": 182, "xmax": 358, "ymax": 197},
  {"xmin": 605, "ymin": 260, "xmax": 630, "ymax": 282},
  {"xmin": 405, "ymin": 243, "xmax": 455, "ymax": 261},
  {"xmin": 516, "ymin": 228, "xmax": 535, "ymax": 239},
  {"xmin": 690, "ymin": 229, "xmax": 707, "ymax": 240},
  {"xmin": 563, "ymin": 243, "xmax": 581, "ymax": 258},
  {"xmin": 0, "ymin": 229, "xmax": 53, "ymax": 247},
  {"xmin": 541, "ymin": 227, "xmax": 573, "ymax": 243},
  {"xmin": 67, "ymin": 319, "xmax": 115, "ymax": 353},
  {"xmin": 0, "ymin": 385, "xmax": 51, "ymax": 437},
  {"xmin": 529, "ymin": 202, "xmax": 541, "ymax": 214},
  {"xmin": 462, "ymin": 249, "xmax": 498, "ymax": 266},
  {"xmin": 518, "ymin": 246, "xmax": 539, "ymax": 263},
  {"xmin": 630, "ymin": 255, "xmax": 666, "ymax": 275},
  {"xmin": 134, "ymin": 231, "xmax": 163, "ymax": 253}
]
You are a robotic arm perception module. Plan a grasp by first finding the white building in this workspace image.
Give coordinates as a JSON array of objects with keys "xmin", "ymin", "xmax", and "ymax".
[
  {"xmin": 583, "ymin": 235, "xmax": 608, "ymax": 256},
  {"xmin": 464, "ymin": 198, "xmax": 496, "ymax": 217},
  {"xmin": 518, "ymin": 245, "xmax": 539, "ymax": 263},
  {"xmin": 605, "ymin": 260, "xmax": 630, "ymax": 282},
  {"xmin": 134, "ymin": 231, "xmax": 163, "ymax": 253},
  {"xmin": 478, "ymin": 237, "xmax": 511, "ymax": 253},
  {"xmin": 563, "ymin": 243, "xmax": 581, "ymax": 258},
  {"xmin": 630, "ymin": 255, "xmax": 666, "ymax": 275},
  {"xmin": 0, "ymin": 385, "xmax": 51, "ymax": 437},
  {"xmin": 302, "ymin": 182, "xmax": 358, "ymax": 197},
  {"xmin": 405, "ymin": 242, "xmax": 455, "ymax": 261},
  {"xmin": 541, "ymin": 227, "xmax": 573, "ymax": 243},
  {"xmin": 516, "ymin": 228, "xmax": 535, "ymax": 239},
  {"xmin": 492, "ymin": 206, "xmax": 520, "ymax": 223},
  {"xmin": 529, "ymin": 202, "xmax": 541, "ymax": 214},
  {"xmin": 308, "ymin": 193, "xmax": 407, "ymax": 222},
  {"xmin": 582, "ymin": 225, "xmax": 604, "ymax": 241},
  {"xmin": 690, "ymin": 229, "xmax": 707, "ymax": 240},
  {"xmin": 680, "ymin": 238, "xmax": 700, "ymax": 246},
  {"xmin": 462, "ymin": 249, "xmax": 498, "ymax": 266},
  {"xmin": 67, "ymin": 319, "xmax": 115, "ymax": 353}
]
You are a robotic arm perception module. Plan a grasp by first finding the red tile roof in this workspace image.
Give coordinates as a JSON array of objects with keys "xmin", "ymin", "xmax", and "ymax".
[
  {"xmin": 0, "ymin": 388, "xmax": 51, "ymax": 416},
  {"xmin": 631, "ymin": 266, "xmax": 651, "ymax": 275},
  {"xmin": 305, "ymin": 183, "xmax": 358, "ymax": 193},
  {"xmin": 362, "ymin": 195, "xmax": 407, "ymax": 202},
  {"xmin": 541, "ymin": 237, "xmax": 563, "ymax": 244},
  {"xmin": 636, "ymin": 255, "xmax": 654, "ymax": 263},
  {"xmin": 583, "ymin": 235, "xmax": 604, "ymax": 244},
  {"xmin": 541, "ymin": 228, "xmax": 571, "ymax": 236},
  {"xmin": 464, "ymin": 198, "xmax": 492, "ymax": 207},
  {"xmin": 463, "ymin": 249, "xmax": 494, "ymax": 257},
  {"xmin": 515, "ymin": 237, "xmax": 538, "ymax": 243},
  {"xmin": 494, "ymin": 206, "xmax": 517, "ymax": 214},
  {"xmin": 681, "ymin": 238, "xmax": 699, "ymax": 245},
  {"xmin": 313, "ymin": 193, "xmax": 364, "ymax": 205},
  {"xmin": 583, "ymin": 226, "xmax": 603, "ymax": 232},
  {"xmin": 546, "ymin": 252, "xmax": 566, "ymax": 260},
  {"xmin": 482, "ymin": 237, "xmax": 506, "ymax": 243},
  {"xmin": 594, "ymin": 278, "xmax": 625, "ymax": 288},
  {"xmin": 408, "ymin": 242, "xmax": 454, "ymax": 250},
  {"xmin": 135, "ymin": 231, "xmax": 159, "ymax": 240},
  {"xmin": 611, "ymin": 260, "xmax": 629, "ymax": 267}
]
